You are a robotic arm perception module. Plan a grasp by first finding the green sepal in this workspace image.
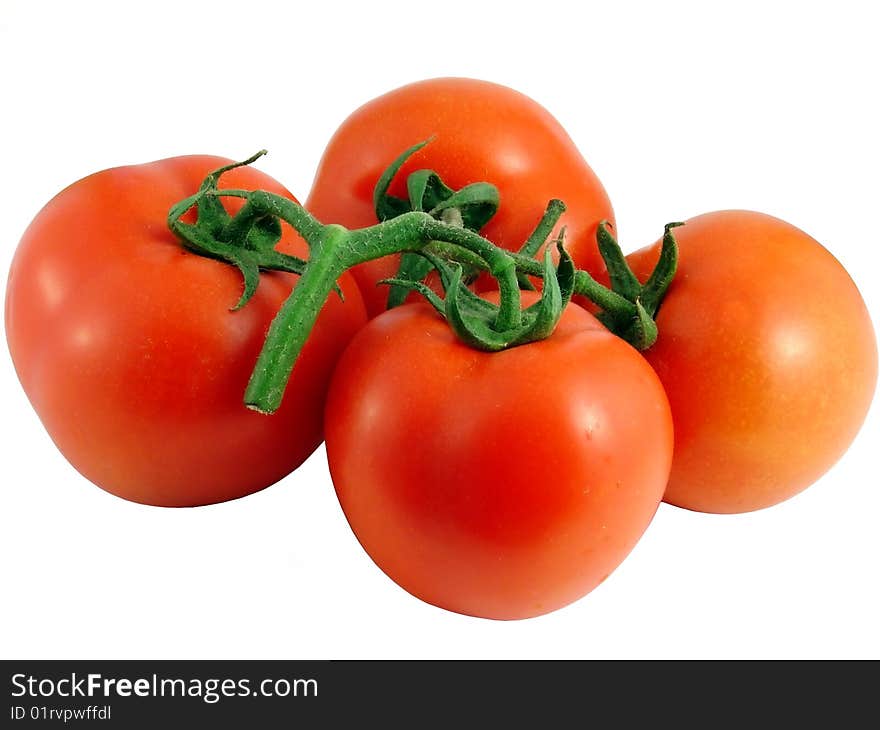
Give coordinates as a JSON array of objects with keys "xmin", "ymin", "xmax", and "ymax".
[
  {"xmin": 597, "ymin": 298, "xmax": 658, "ymax": 350},
  {"xmin": 406, "ymin": 168, "xmax": 453, "ymax": 213},
  {"xmin": 513, "ymin": 245, "xmax": 568, "ymax": 343},
  {"xmin": 373, "ymin": 139, "xmax": 432, "ymax": 222},
  {"xmin": 639, "ymin": 221, "xmax": 683, "ymax": 316},
  {"xmin": 631, "ymin": 300, "xmax": 659, "ymax": 350},
  {"xmin": 518, "ymin": 199, "xmax": 567, "ymax": 259},
  {"xmin": 231, "ymin": 253, "xmax": 261, "ymax": 311},
  {"xmin": 597, "ymin": 221, "xmax": 641, "ymax": 301},
  {"xmin": 515, "ymin": 199, "xmax": 567, "ymax": 290}
]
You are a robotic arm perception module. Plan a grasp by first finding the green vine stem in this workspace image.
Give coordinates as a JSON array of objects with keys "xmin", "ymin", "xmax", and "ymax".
[{"xmin": 168, "ymin": 154, "xmax": 679, "ymax": 414}]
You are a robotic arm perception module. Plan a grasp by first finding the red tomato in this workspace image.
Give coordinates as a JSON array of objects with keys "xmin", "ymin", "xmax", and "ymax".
[
  {"xmin": 5, "ymin": 156, "xmax": 366, "ymax": 507},
  {"xmin": 306, "ymin": 77, "xmax": 614, "ymax": 317},
  {"xmin": 324, "ymin": 294, "xmax": 673, "ymax": 619},
  {"xmin": 627, "ymin": 210, "xmax": 877, "ymax": 513}
]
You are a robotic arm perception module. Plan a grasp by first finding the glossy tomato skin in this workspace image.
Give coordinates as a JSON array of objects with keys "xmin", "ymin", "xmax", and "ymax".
[
  {"xmin": 324, "ymin": 296, "xmax": 672, "ymax": 619},
  {"xmin": 627, "ymin": 210, "xmax": 877, "ymax": 513},
  {"xmin": 306, "ymin": 77, "xmax": 614, "ymax": 317},
  {"xmin": 5, "ymin": 156, "xmax": 366, "ymax": 507}
]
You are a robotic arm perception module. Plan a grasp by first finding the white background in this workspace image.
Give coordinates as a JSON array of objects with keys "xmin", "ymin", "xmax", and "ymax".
[{"xmin": 1, "ymin": 0, "xmax": 878, "ymax": 659}]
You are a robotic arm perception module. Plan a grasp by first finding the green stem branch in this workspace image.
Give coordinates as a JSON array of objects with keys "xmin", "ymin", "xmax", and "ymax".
[{"xmin": 245, "ymin": 225, "xmax": 350, "ymax": 413}]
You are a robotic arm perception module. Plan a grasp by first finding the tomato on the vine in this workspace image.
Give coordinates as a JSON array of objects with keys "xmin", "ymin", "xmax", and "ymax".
[
  {"xmin": 626, "ymin": 210, "xmax": 877, "ymax": 513},
  {"xmin": 5, "ymin": 155, "xmax": 366, "ymax": 507},
  {"xmin": 306, "ymin": 77, "xmax": 614, "ymax": 317},
  {"xmin": 324, "ymin": 293, "xmax": 673, "ymax": 619}
]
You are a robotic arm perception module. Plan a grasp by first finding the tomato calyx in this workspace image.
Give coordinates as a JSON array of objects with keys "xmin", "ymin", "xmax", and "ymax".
[
  {"xmin": 167, "ymin": 151, "xmax": 314, "ymax": 310},
  {"xmin": 374, "ymin": 139, "xmax": 500, "ymax": 230},
  {"xmin": 591, "ymin": 221, "xmax": 682, "ymax": 349},
  {"xmin": 384, "ymin": 242, "xmax": 576, "ymax": 351},
  {"xmin": 373, "ymin": 139, "xmax": 501, "ymax": 309}
]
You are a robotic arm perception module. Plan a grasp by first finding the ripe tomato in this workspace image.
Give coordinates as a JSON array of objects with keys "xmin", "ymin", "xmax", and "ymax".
[
  {"xmin": 324, "ymin": 294, "xmax": 673, "ymax": 619},
  {"xmin": 5, "ymin": 156, "xmax": 366, "ymax": 507},
  {"xmin": 306, "ymin": 77, "xmax": 614, "ymax": 317},
  {"xmin": 627, "ymin": 210, "xmax": 877, "ymax": 513}
]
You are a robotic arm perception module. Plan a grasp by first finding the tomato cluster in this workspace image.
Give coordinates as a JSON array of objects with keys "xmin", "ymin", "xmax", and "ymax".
[{"xmin": 5, "ymin": 78, "xmax": 877, "ymax": 620}]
